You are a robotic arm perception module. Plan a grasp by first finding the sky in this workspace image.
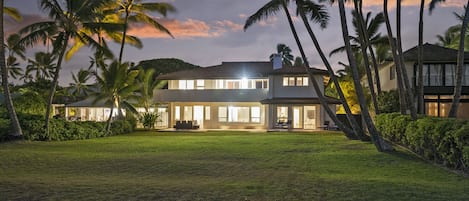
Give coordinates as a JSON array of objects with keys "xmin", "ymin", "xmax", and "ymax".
[{"xmin": 4, "ymin": 0, "xmax": 468, "ymax": 85}]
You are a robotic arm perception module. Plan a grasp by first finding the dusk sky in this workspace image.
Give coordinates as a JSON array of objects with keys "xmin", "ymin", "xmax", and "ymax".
[{"xmin": 4, "ymin": 0, "xmax": 468, "ymax": 85}]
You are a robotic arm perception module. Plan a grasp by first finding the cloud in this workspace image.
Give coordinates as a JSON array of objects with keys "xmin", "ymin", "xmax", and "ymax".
[
  {"xmin": 360, "ymin": 0, "xmax": 466, "ymax": 9},
  {"xmin": 127, "ymin": 18, "xmax": 244, "ymax": 39}
]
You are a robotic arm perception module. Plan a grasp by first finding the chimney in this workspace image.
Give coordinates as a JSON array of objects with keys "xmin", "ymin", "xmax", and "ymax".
[{"xmin": 272, "ymin": 54, "xmax": 282, "ymax": 70}]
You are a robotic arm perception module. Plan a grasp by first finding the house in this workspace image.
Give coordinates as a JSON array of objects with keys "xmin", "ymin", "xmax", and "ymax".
[
  {"xmin": 153, "ymin": 57, "xmax": 340, "ymax": 130},
  {"xmin": 379, "ymin": 43, "xmax": 469, "ymax": 119}
]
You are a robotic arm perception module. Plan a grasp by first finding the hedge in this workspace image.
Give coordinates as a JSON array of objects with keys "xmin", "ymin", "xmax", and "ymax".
[
  {"xmin": 1, "ymin": 114, "xmax": 136, "ymax": 142},
  {"xmin": 376, "ymin": 113, "xmax": 469, "ymax": 172}
]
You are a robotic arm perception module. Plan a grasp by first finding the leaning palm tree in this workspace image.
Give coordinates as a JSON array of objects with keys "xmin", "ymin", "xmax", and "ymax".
[
  {"xmin": 69, "ymin": 69, "xmax": 93, "ymax": 98},
  {"xmin": 448, "ymin": 4, "xmax": 469, "ymax": 118},
  {"xmin": 436, "ymin": 25, "xmax": 460, "ymax": 49},
  {"xmin": 269, "ymin": 43, "xmax": 294, "ymax": 66},
  {"xmin": 93, "ymin": 60, "xmax": 140, "ymax": 132},
  {"xmin": 0, "ymin": 1, "xmax": 22, "ymax": 138},
  {"xmin": 245, "ymin": 0, "xmax": 360, "ymax": 139},
  {"xmin": 18, "ymin": 0, "xmax": 114, "ymax": 135},
  {"xmin": 336, "ymin": 0, "xmax": 392, "ymax": 151},
  {"xmin": 109, "ymin": 0, "xmax": 176, "ymax": 63}
]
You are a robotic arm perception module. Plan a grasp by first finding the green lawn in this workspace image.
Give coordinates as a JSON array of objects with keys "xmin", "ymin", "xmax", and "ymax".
[{"xmin": 0, "ymin": 131, "xmax": 468, "ymax": 201}]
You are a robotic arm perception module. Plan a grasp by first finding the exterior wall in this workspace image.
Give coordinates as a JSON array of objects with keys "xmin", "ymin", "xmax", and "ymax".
[
  {"xmin": 378, "ymin": 62, "xmax": 398, "ymax": 91},
  {"xmin": 268, "ymin": 74, "xmax": 323, "ymax": 99},
  {"xmin": 266, "ymin": 103, "xmax": 335, "ymax": 130},
  {"xmin": 168, "ymin": 102, "xmax": 268, "ymax": 129}
]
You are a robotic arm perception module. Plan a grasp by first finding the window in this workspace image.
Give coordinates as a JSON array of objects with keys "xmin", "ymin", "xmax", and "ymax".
[
  {"xmin": 216, "ymin": 80, "xmax": 224, "ymax": 89},
  {"xmin": 283, "ymin": 76, "xmax": 308, "ymax": 86},
  {"xmin": 218, "ymin": 107, "xmax": 227, "ymax": 122},
  {"xmin": 228, "ymin": 106, "xmax": 250, "ymax": 122},
  {"xmin": 429, "ymin": 64, "xmax": 442, "ymax": 86},
  {"xmin": 178, "ymin": 80, "xmax": 194, "ymax": 89},
  {"xmin": 196, "ymin": 80, "xmax": 205, "ymax": 89},
  {"xmin": 277, "ymin": 106, "xmax": 288, "ymax": 122},
  {"xmin": 445, "ymin": 64, "xmax": 455, "ymax": 86},
  {"xmin": 175, "ymin": 106, "xmax": 180, "ymax": 121},
  {"xmin": 183, "ymin": 106, "xmax": 192, "ymax": 121},
  {"xmin": 251, "ymin": 107, "xmax": 261, "ymax": 123},
  {"xmin": 205, "ymin": 106, "xmax": 211, "ymax": 120}
]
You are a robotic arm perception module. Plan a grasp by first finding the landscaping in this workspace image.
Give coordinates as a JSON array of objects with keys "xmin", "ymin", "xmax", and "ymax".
[{"xmin": 1, "ymin": 131, "xmax": 468, "ymax": 201}]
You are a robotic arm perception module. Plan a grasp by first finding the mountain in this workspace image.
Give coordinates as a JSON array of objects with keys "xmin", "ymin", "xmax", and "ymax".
[{"xmin": 134, "ymin": 58, "xmax": 200, "ymax": 75}]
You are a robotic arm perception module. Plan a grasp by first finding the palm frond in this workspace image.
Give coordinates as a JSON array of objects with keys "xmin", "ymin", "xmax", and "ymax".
[
  {"xmin": 244, "ymin": 0, "xmax": 284, "ymax": 31},
  {"xmin": 4, "ymin": 6, "xmax": 22, "ymax": 21}
]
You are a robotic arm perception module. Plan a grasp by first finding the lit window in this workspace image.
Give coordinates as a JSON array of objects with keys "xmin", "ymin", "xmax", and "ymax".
[
  {"xmin": 175, "ymin": 106, "xmax": 180, "ymax": 121},
  {"xmin": 302, "ymin": 77, "xmax": 309, "ymax": 86},
  {"xmin": 289, "ymin": 77, "xmax": 295, "ymax": 86},
  {"xmin": 178, "ymin": 80, "xmax": 194, "ymax": 89},
  {"xmin": 283, "ymin": 77, "xmax": 289, "ymax": 86},
  {"xmin": 178, "ymin": 80, "xmax": 186, "ymax": 89},
  {"xmin": 184, "ymin": 106, "xmax": 192, "ymax": 121},
  {"xmin": 205, "ymin": 106, "xmax": 210, "ymax": 120},
  {"xmin": 216, "ymin": 80, "xmax": 224, "ymax": 89},
  {"xmin": 196, "ymin": 80, "xmax": 204, "ymax": 89},
  {"xmin": 228, "ymin": 106, "xmax": 250, "ymax": 122},
  {"xmin": 218, "ymin": 107, "xmax": 227, "ymax": 122},
  {"xmin": 277, "ymin": 106, "xmax": 288, "ymax": 122},
  {"xmin": 251, "ymin": 107, "xmax": 261, "ymax": 123},
  {"xmin": 186, "ymin": 80, "xmax": 194, "ymax": 89}
]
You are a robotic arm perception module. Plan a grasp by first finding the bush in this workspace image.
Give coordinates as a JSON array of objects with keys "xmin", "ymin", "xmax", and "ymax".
[
  {"xmin": 140, "ymin": 112, "xmax": 159, "ymax": 129},
  {"xmin": 0, "ymin": 118, "xmax": 11, "ymax": 141},
  {"xmin": 377, "ymin": 90, "xmax": 400, "ymax": 113},
  {"xmin": 110, "ymin": 119, "xmax": 133, "ymax": 135},
  {"xmin": 376, "ymin": 113, "xmax": 469, "ymax": 172}
]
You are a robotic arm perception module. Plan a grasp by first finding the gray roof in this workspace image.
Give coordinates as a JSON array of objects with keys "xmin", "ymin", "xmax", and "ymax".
[
  {"xmin": 157, "ymin": 61, "xmax": 328, "ymax": 80},
  {"xmin": 66, "ymin": 98, "xmax": 111, "ymax": 107},
  {"xmin": 402, "ymin": 43, "xmax": 469, "ymax": 63},
  {"xmin": 260, "ymin": 97, "xmax": 341, "ymax": 104}
]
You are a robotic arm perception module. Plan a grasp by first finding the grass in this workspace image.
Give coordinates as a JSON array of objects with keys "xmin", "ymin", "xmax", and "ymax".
[{"xmin": 0, "ymin": 131, "xmax": 468, "ymax": 201}]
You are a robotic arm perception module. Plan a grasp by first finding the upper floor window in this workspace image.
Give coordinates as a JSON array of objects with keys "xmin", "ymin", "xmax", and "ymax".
[
  {"xmin": 179, "ymin": 80, "xmax": 194, "ymax": 89},
  {"xmin": 283, "ymin": 76, "xmax": 309, "ymax": 86},
  {"xmin": 196, "ymin": 80, "xmax": 205, "ymax": 89}
]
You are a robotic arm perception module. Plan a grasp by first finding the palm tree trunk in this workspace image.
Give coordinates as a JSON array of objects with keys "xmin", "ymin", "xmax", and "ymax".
[
  {"xmin": 338, "ymin": 0, "xmax": 392, "ymax": 152},
  {"xmin": 106, "ymin": 101, "xmax": 115, "ymax": 133},
  {"xmin": 448, "ymin": 4, "xmax": 469, "ymax": 117},
  {"xmin": 44, "ymin": 33, "xmax": 70, "ymax": 139},
  {"xmin": 353, "ymin": 1, "xmax": 379, "ymax": 115},
  {"xmin": 0, "ymin": 0, "xmax": 22, "ymax": 138},
  {"xmin": 118, "ymin": 10, "xmax": 130, "ymax": 64},
  {"xmin": 396, "ymin": 0, "xmax": 418, "ymax": 120},
  {"xmin": 383, "ymin": 0, "xmax": 410, "ymax": 116},
  {"xmin": 417, "ymin": 0, "xmax": 425, "ymax": 114},
  {"xmin": 281, "ymin": 2, "xmax": 357, "ymax": 138},
  {"xmin": 297, "ymin": 3, "xmax": 366, "ymax": 140}
]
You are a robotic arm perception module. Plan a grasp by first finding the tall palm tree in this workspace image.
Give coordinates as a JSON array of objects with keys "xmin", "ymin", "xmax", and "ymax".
[
  {"xmin": 244, "ymin": 0, "xmax": 360, "ymax": 139},
  {"xmin": 295, "ymin": 0, "xmax": 366, "ymax": 140},
  {"xmin": 269, "ymin": 43, "xmax": 294, "ymax": 66},
  {"xmin": 18, "ymin": 0, "xmax": 114, "ymax": 135},
  {"xmin": 0, "ymin": 1, "xmax": 22, "ymax": 138},
  {"xmin": 136, "ymin": 68, "xmax": 166, "ymax": 112},
  {"xmin": 24, "ymin": 52, "xmax": 56, "ymax": 81},
  {"xmin": 448, "ymin": 4, "xmax": 469, "ymax": 117},
  {"xmin": 436, "ymin": 25, "xmax": 460, "ymax": 48},
  {"xmin": 4, "ymin": 34, "xmax": 25, "ymax": 81},
  {"xmin": 110, "ymin": 0, "xmax": 176, "ymax": 63},
  {"xmin": 93, "ymin": 60, "xmax": 140, "ymax": 132},
  {"xmin": 336, "ymin": 0, "xmax": 392, "ymax": 151}
]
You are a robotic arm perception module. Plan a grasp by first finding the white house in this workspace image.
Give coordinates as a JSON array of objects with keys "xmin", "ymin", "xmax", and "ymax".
[{"xmin": 153, "ymin": 59, "xmax": 339, "ymax": 130}]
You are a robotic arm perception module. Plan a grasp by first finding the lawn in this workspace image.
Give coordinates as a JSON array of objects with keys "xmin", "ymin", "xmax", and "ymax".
[{"xmin": 0, "ymin": 131, "xmax": 468, "ymax": 201}]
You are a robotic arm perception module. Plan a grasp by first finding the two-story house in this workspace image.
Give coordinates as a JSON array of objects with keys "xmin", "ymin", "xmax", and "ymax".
[
  {"xmin": 379, "ymin": 43, "xmax": 469, "ymax": 118},
  {"xmin": 154, "ymin": 58, "xmax": 340, "ymax": 130}
]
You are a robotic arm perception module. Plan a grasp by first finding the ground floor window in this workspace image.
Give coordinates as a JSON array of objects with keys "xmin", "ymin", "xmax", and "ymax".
[
  {"xmin": 218, "ymin": 106, "xmax": 228, "ymax": 122},
  {"xmin": 277, "ymin": 106, "xmax": 288, "ymax": 122},
  {"xmin": 218, "ymin": 105, "xmax": 262, "ymax": 123},
  {"xmin": 251, "ymin": 107, "xmax": 261, "ymax": 123}
]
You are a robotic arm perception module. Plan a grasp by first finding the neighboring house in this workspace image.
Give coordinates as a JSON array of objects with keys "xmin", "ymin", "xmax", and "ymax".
[
  {"xmin": 154, "ymin": 58, "xmax": 340, "ymax": 130},
  {"xmin": 379, "ymin": 43, "xmax": 469, "ymax": 118}
]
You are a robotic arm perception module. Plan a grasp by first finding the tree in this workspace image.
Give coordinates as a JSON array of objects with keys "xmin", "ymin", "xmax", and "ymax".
[
  {"xmin": 136, "ymin": 68, "xmax": 166, "ymax": 112},
  {"xmin": 69, "ymin": 69, "xmax": 93, "ymax": 98},
  {"xmin": 4, "ymin": 34, "xmax": 25, "ymax": 81},
  {"xmin": 293, "ymin": 56, "xmax": 304, "ymax": 67},
  {"xmin": 0, "ymin": 1, "xmax": 22, "ymax": 138},
  {"xmin": 336, "ymin": 0, "xmax": 392, "ymax": 151},
  {"xmin": 110, "ymin": 0, "xmax": 176, "ymax": 63},
  {"xmin": 93, "ymin": 60, "xmax": 140, "ymax": 132},
  {"xmin": 19, "ymin": 0, "xmax": 114, "ymax": 136},
  {"xmin": 244, "ymin": 0, "xmax": 360, "ymax": 139},
  {"xmin": 436, "ymin": 25, "xmax": 460, "ymax": 48},
  {"xmin": 448, "ymin": 4, "xmax": 469, "ymax": 117},
  {"xmin": 295, "ymin": 0, "xmax": 367, "ymax": 140},
  {"xmin": 24, "ymin": 52, "xmax": 56, "ymax": 82},
  {"xmin": 269, "ymin": 43, "xmax": 294, "ymax": 66}
]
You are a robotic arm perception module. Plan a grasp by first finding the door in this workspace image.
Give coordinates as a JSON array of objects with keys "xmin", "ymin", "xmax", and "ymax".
[
  {"xmin": 193, "ymin": 106, "xmax": 204, "ymax": 129},
  {"xmin": 293, "ymin": 107, "xmax": 302, "ymax": 128},
  {"xmin": 304, "ymin": 106, "xmax": 316, "ymax": 129}
]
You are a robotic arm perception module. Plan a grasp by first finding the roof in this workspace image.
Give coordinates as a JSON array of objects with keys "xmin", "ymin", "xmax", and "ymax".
[
  {"xmin": 157, "ymin": 61, "xmax": 329, "ymax": 80},
  {"xmin": 401, "ymin": 43, "xmax": 469, "ymax": 63},
  {"xmin": 66, "ymin": 98, "xmax": 111, "ymax": 107},
  {"xmin": 260, "ymin": 97, "xmax": 341, "ymax": 105}
]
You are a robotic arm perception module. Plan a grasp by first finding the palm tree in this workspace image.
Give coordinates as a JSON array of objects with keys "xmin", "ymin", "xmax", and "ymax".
[
  {"xmin": 24, "ymin": 52, "xmax": 56, "ymax": 81},
  {"xmin": 295, "ymin": 0, "xmax": 367, "ymax": 140},
  {"xmin": 336, "ymin": 0, "xmax": 392, "ymax": 151},
  {"xmin": 18, "ymin": 0, "xmax": 114, "ymax": 135},
  {"xmin": 0, "ymin": 1, "xmax": 22, "ymax": 138},
  {"xmin": 244, "ymin": 0, "xmax": 360, "ymax": 139},
  {"xmin": 93, "ymin": 60, "xmax": 140, "ymax": 132},
  {"xmin": 448, "ymin": 4, "xmax": 469, "ymax": 117},
  {"xmin": 135, "ymin": 68, "xmax": 166, "ymax": 112},
  {"xmin": 69, "ymin": 69, "xmax": 92, "ymax": 98},
  {"xmin": 270, "ymin": 43, "xmax": 294, "ymax": 66},
  {"xmin": 293, "ymin": 56, "xmax": 304, "ymax": 67},
  {"xmin": 110, "ymin": 0, "xmax": 176, "ymax": 63},
  {"xmin": 4, "ymin": 34, "xmax": 26, "ymax": 81},
  {"xmin": 436, "ymin": 25, "xmax": 460, "ymax": 48}
]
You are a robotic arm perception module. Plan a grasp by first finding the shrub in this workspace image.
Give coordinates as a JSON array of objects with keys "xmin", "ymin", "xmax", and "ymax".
[
  {"xmin": 140, "ymin": 112, "xmax": 159, "ymax": 129},
  {"xmin": 377, "ymin": 90, "xmax": 400, "ymax": 113},
  {"xmin": 0, "ymin": 118, "xmax": 11, "ymax": 141}
]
